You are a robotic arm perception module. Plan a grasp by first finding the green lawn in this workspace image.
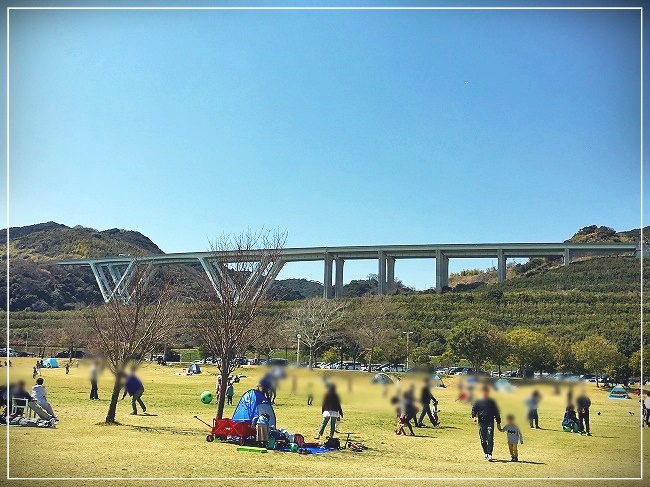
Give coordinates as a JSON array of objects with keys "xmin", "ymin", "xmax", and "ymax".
[{"xmin": 1, "ymin": 358, "xmax": 648, "ymax": 486}]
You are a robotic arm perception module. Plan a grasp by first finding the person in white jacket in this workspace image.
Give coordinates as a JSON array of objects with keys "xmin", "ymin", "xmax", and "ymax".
[{"xmin": 31, "ymin": 378, "xmax": 56, "ymax": 419}]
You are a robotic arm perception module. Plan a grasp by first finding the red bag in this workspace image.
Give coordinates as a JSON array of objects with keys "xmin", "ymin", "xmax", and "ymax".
[{"xmin": 293, "ymin": 433, "xmax": 305, "ymax": 447}]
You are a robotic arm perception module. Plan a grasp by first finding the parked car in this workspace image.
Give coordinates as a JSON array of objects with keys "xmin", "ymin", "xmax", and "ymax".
[
  {"xmin": 380, "ymin": 364, "xmax": 407, "ymax": 373},
  {"xmin": 1, "ymin": 348, "xmax": 18, "ymax": 357},
  {"xmin": 268, "ymin": 358, "xmax": 288, "ymax": 367},
  {"xmin": 454, "ymin": 367, "xmax": 474, "ymax": 376},
  {"xmin": 343, "ymin": 362, "xmax": 363, "ymax": 370}
]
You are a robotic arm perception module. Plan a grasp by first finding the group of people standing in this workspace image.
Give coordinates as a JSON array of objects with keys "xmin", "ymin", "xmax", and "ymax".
[{"xmin": 562, "ymin": 388, "xmax": 592, "ymax": 436}]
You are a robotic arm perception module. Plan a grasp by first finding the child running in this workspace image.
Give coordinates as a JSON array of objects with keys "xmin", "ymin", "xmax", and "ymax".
[{"xmin": 499, "ymin": 414, "xmax": 524, "ymax": 462}]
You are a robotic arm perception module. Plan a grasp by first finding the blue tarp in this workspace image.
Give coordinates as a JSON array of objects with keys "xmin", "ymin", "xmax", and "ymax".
[
  {"xmin": 232, "ymin": 389, "xmax": 276, "ymax": 428},
  {"xmin": 188, "ymin": 363, "xmax": 201, "ymax": 374},
  {"xmin": 43, "ymin": 358, "xmax": 58, "ymax": 368},
  {"xmin": 276, "ymin": 446, "xmax": 331, "ymax": 455}
]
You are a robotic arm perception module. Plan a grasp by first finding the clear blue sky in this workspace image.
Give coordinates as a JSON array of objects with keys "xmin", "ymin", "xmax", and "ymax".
[{"xmin": 3, "ymin": 4, "xmax": 643, "ymax": 289}]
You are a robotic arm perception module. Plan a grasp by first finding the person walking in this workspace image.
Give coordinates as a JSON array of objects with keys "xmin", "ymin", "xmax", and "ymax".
[
  {"xmin": 315, "ymin": 383, "xmax": 343, "ymax": 440},
  {"xmin": 416, "ymin": 378, "xmax": 439, "ymax": 427},
  {"xmin": 64, "ymin": 362, "xmax": 70, "ymax": 375},
  {"xmin": 526, "ymin": 390, "xmax": 541, "ymax": 429},
  {"xmin": 226, "ymin": 382, "xmax": 234, "ymax": 406},
  {"xmin": 471, "ymin": 385, "xmax": 502, "ymax": 461},
  {"xmin": 121, "ymin": 368, "xmax": 146, "ymax": 415},
  {"xmin": 89, "ymin": 361, "xmax": 100, "ymax": 400},
  {"xmin": 400, "ymin": 387, "xmax": 418, "ymax": 436},
  {"xmin": 643, "ymin": 391, "xmax": 650, "ymax": 428},
  {"xmin": 576, "ymin": 389, "xmax": 592, "ymax": 436},
  {"xmin": 499, "ymin": 414, "xmax": 524, "ymax": 462}
]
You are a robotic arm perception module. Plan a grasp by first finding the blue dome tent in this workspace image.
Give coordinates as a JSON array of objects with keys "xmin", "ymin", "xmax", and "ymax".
[
  {"xmin": 188, "ymin": 363, "xmax": 201, "ymax": 374},
  {"xmin": 43, "ymin": 358, "xmax": 59, "ymax": 368},
  {"xmin": 608, "ymin": 385, "xmax": 630, "ymax": 400},
  {"xmin": 232, "ymin": 389, "xmax": 276, "ymax": 428}
]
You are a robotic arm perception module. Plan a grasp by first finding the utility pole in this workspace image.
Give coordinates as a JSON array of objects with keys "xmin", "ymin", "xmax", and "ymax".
[
  {"xmin": 403, "ymin": 331, "xmax": 413, "ymax": 369},
  {"xmin": 296, "ymin": 334, "xmax": 301, "ymax": 366}
]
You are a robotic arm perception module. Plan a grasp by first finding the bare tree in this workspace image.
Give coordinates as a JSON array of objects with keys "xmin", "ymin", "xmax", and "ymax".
[
  {"xmin": 290, "ymin": 297, "xmax": 347, "ymax": 368},
  {"xmin": 354, "ymin": 296, "xmax": 397, "ymax": 372},
  {"xmin": 194, "ymin": 229, "xmax": 286, "ymax": 419},
  {"xmin": 254, "ymin": 313, "xmax": 287, "ymax": 361},
  {"xmin": 85, "ymin": 261, "xmax": 180, "ymax": 424},
  {"xmin": 60, "ymin": 316, "xmax": 90, "ymax": 362}
]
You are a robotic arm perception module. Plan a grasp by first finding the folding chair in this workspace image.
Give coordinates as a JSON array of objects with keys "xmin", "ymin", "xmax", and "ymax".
[{"xmin": 11, "ymin": 398, "xmax": 34, "ymax": 418}]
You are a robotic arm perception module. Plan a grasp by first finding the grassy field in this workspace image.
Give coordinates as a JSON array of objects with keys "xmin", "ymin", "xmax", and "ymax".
[{"xmin": 1, "ymin": 358, "xmax": 648, "ymax": 486}]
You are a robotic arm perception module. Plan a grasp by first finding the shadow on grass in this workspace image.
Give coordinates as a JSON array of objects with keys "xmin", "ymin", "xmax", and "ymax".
[
  {"xmin": 491, "ymin": 459, "xmax": 545, "ymax": 465},
  {"xmin": 125, "ymin": 424, "xmax": 202, "ymax": 436}
]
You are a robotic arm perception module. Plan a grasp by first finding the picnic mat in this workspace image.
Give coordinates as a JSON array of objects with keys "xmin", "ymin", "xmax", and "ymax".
[{"xmin": 276, "ymin": 446, "xmax": 332, "ymax": 455}]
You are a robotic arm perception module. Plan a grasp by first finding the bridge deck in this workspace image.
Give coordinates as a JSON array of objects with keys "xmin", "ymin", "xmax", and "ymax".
[{"xmin": 58, "ymin": 242, "xmax": 639, "ymax": 265}]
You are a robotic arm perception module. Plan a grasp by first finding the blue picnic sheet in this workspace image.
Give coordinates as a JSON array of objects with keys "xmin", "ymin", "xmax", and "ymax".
[{"xmin": 276, "ymin": 446, "xmax": 332, "ymax": 455}]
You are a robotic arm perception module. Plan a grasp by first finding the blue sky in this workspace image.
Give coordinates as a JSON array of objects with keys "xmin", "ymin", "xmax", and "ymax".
[{"xmin": 3, "ymin": 4, "xmax": 643, "ymax": 289}]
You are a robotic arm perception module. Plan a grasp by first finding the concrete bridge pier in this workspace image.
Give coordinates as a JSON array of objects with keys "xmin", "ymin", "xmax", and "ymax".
[
  {"xmin": 323, "ymin": 253, "xmax": 333, "ymax": 298},
  {"xmin": 564, "ymin": 248, "xmax": 572, "ymax": 266},
  {"xmin": 387, "ymin": 257, "xmax": 396, "ymax": 292},
  {"xmin": 334, "ymin": 257, "xmax": 344, "ymax": 298},
  {"xmin": 497, "ymin": 250, "xmax": 506, "ymax": 282},
  {"xmin": 378, "ymin": 251, "xmax": 387, "ymax": 295},
  {"xmin": 435, "ymin": 250, "xmax": 449, "ymax": 292}
]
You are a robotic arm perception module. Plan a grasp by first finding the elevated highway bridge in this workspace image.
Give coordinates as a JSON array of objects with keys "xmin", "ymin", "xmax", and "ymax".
[{"xmin": 59, "ymin": 242, "xmax": 643, "ymax": 302}]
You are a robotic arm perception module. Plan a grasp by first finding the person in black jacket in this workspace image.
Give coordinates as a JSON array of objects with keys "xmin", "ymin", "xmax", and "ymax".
[
  {"xmin": 315, "ymin": 383, "xmax": 343, "ymax": 439},
  {"xmin": 471, "ymin": 385, "xmax": 502, "ymax": 461},
  {"xmin": 416, "ymin": 378, "xmax": 439, "ymax": 427},
  {"xmin": 576, "ymin": 389, "xmax": 592, "ymax": 436}
]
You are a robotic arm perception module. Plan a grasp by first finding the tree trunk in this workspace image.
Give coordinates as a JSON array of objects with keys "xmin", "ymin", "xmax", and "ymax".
[
  {"xmin": 368, "ymin": 347, "xmax": 374, "ymax": 373},
  {"xmin": 105, "ymin": 375, "xmax": 123, "ymax": 424},
  {"xmin": 309, "ymin": 348, "xmax": 314, "ymax": 369},
  {"xmin": 216, "ymin": 372, "xmax": 228, "ymax": 419},
  {"xmin": 498, "ymin": 364, "xmax": 502, "ymax": 376},
  {"xmin": 596, "ymin": 372, "xmax": 599, "ymax": 388}
]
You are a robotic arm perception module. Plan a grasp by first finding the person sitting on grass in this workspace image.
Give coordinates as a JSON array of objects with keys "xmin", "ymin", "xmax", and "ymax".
[
  {"xmin": 498, "ymin": 414, "xmax": 523, "ymax": 462},
  {"xmin": 562, "ymin": 404, "xmax": 579, "ymax": 433},
  {"xmin": 121, "ymin": 368, "xmax": 146, "ymax": 415},
  {"xmin": 31, "ymin": 378, "xmax": 57, "ymax": 420},
  {"xmin": 12, "ymin": 381, "xmax": 55, "ymax": 421}
]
